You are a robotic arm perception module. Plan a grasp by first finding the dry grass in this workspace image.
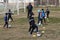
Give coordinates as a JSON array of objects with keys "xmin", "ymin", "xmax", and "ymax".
[{"xmin": 0, "ymin": 7, "xmax": 60, "ymax": 40}]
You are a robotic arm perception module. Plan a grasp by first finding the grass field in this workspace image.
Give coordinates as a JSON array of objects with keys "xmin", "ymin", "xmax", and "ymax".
[{"xmin": 0, "ymin": 7, "xmax": 60, "ymax": 40}]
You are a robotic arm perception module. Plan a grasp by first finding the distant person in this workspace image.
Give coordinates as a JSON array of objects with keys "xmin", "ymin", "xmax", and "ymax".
[
  {"xmin": 27, "ymin": 3, "xmax": 33, "ymax": 18},
  {"xmin": 3, "ymin": 13, "xmax": 8, "ymax": 28},
  {"xmin": 46, "ymin": 7, "xmax": 50, "ymax": 18},
  {"xmin": 7, "ymin": 9, "xmax": 13, "ymax": 22}
]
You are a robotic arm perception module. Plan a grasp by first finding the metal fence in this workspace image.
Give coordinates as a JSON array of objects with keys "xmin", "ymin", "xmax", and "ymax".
[{"xmin": 0, "ymin": 0, "xmax": 25, "ymax": 15}]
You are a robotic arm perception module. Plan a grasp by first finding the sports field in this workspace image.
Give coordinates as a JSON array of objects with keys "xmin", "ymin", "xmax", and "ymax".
[{"xmin": 0, "ymin": 7, "xmax": 60, "ymax": 40}]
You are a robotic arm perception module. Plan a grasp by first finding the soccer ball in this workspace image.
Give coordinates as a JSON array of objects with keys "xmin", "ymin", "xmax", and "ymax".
[
  {"xmin": 32, "ymin": 35, "xmax": 36, "ymax": 37},
  {"xmin": 45, "ymin": 16, "xmax": 47, "ymax": 19},
  {"xmin": 39, "ymin": 22, "xmax": 41, "ymax": 25},
  {"xmin": 43, "ymin": 27, "xmax": 46, "ymax": 29},
  {"xmin": 9, "ymin": 19, "xmax": 11, "ymax": 22},
  {"xmin": 8, "ymin": 25, "xmax": 11, "ymax": 28},
  {"xmin": 42, "ymin": 31, "xmax": 45, "ymax": 33}
]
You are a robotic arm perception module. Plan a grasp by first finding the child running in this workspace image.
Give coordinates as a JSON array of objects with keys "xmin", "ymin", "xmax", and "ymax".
[
  {"xmin": 28, "ymin": 15, "xmax": 38, "ymax": 35},
  {"xmin": 8, "ymin": 9, "xmax": 13, "ymax": 22},
  {"xmin": 37, "ymin": 9, "xmax": 42, "ymax": 25},
  {"xmin": 3, "ymin": 13, "xmax": 8, "ymax": 28},
  {"xmin": 28, "ymin": 12, "xmax": 34, "ymax": 32},
  {"xmin": 41, "ymin": 9, "xmax": 46, "ymax": 24}
]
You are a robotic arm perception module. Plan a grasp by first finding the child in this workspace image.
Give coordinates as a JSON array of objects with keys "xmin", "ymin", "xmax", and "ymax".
[
  {"xmin": 46, "ymin": 7, "xmax": 50, "ymax": 18},
  {"xmin": 8, "ymin": 9, "xmax": 13, "ymax": 22},
  {"xmin": 38, "ymin": 10, "xmax": 40, "ymax": 24},
  {"xmin": 29, "ymin": 16, "xmax": 38, "ymax": 34},
  {"xmin": 27, "ymin": 3, "xmax": 33, "ymax": 18},
  {"xmin": 29, "ymin": 11, "xmax": 34, "ymax": 18},
  {"xmin": 37, "ymin": 9, "xmax": 42, "ymax": 25},
  {"xmin": 3, "ymin": 13, "xmax": 8, "ymax": 28},
  {"xmin": 28, "ymin": 12, "xmax": 34, "ymax": 32},
  {"xmin": 41, "ymin": 9, "xmax": 46, "ymax": 24}
]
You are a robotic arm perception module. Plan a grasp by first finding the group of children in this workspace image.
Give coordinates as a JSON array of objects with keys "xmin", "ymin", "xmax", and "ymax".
[
  {"xmin": 38, "ymin": 8, "xmax": 50, "ymax": 25},
  {"xmin": 4, "ymin": 9, "xmax": 13, "ymax": 28},
  {"xmin": 27, "ymin": 3, "xmax": 39, "ymax": 35},
  {"xmin": 3, "ymin": 3, "xmax": 50, "ymax": 37},
  {"xmin": 26, "ymin": 3, "xmax": 50, "ymax": 35},
  {"xmin": 28, "ymin": 8, "xmax": 50, "ymax": 35}
]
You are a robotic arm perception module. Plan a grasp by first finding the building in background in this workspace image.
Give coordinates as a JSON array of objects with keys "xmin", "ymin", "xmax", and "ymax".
[
  {"xmin": 0, "ymin": 0, "xmax": 60, "ymax": 6},
  {"xmin": 0, "ymin": 0, "xmax": 34, "ymax": 6},
  {"xmin": 0, "ymin": 0, "xmax": 60, "ymax": 14},
  {"xmin": 0, "ymin": 0, "xmax": 34, "ymax": 14},
  {"xmin": 34, "ymin": 0, "xmax": 60, "ymax": 6}
]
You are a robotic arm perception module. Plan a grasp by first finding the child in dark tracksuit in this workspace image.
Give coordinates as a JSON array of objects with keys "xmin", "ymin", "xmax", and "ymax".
[
  {"xmin": 3, "ymin": 13, "xmax": 8, "ymax": 28},
  {"xmin": 29, "ymin": 16, "xmax": 38, "ymax": 34},
  {"xmin": 27, "ymin": 3, "xmax": 33, "ymax": 18},
  {"xmin": 46, "ymin": 8, "xmax": 50, "ymax": 18},
  {"xmin": 28, "ymin": 12, "xmax": 34, "ymax": 32},
  {"xmin": 37, "ymin": 9, "xmax": 42, "ymax": 25},
  {"xmin": 38, "ymin": 10, "xmax": 40, "ymax": 24},
  {"xmin": 8, "ymin": 9, "xmax": 13, "ymax": 21}
]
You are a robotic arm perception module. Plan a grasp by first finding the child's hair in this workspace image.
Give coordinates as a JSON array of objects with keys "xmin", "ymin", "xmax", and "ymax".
[
  {"xmin": 9, "ymin": 9, "xmax": 11, "ymax": 12},
  {"xmin": 29, "ymin": 3, "xmax": 31, "ymax": 5},
  {"xmin": 5, "ymin": 13, "xmax": 8, "ymax": 15},
  {"xmin": 42, "ymin": 9, "xmax": 44, "ymax": 10},
  {"xmin": 42, "ymin": 9, "xmax": 44, "ymax": 12}
]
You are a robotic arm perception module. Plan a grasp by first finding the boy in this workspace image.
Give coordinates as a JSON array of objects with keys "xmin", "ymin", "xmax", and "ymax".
[
  {"xmin": 3, "ymin": 13, "xmax": 8, "ymax": 28},
  {"xmin": 46, "ymin": 7, "xmax": 50, "ymax": 18},
  {"xmin": 8, "ymin": 9, "xmax": 13, "ymax": 22},
  {"xmin": 28, "ymin": 12, "xmax": 34, "ymax": 32},
  {"xmin": 27, "ymin": 3, "xmax": 33, "ymax": 18},
  {"xmin": 37, "ymin": 9, "xmax": 42, "ymax": 25},
  {"xmin": 41, "ymin": 9, "xmax": 46, "ymax": 24},
  {"xmin": 29, "ymin": 16, "xmax": 38, "ymax": 34}
]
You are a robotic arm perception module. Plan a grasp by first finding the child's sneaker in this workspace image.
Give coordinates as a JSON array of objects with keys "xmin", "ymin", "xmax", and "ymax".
[
  {"xmin": 39, "ymin": 22, "xmax": 41, "ymax": 25},
  {"xmin": 37, "ymin": 32, "xmax": 41, "ymax": 37}
]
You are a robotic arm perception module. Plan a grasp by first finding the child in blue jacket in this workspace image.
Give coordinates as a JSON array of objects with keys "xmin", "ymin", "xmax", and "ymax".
[
  {"xmin": 38, "ymin": 10, "xmax": 41, "ymax": 24},
  {"xmin": 3, "ymin": 13, "xmax": 8, "ymax": 28},
  {"xmin": 37, "ymin": 9, "xmax": 43, "ymax": 25},
  {"xmin": 41, "ymin": 9, "xmax": 46, "ymax": 24}
]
